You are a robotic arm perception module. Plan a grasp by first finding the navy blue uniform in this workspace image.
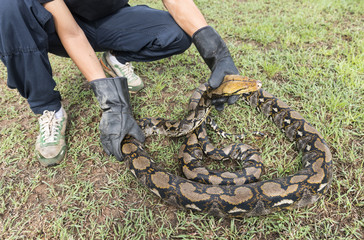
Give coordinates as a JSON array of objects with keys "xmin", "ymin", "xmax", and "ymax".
[{"xmin": 0, "ymin": 0, "xmax": 191, "ymax": 113}]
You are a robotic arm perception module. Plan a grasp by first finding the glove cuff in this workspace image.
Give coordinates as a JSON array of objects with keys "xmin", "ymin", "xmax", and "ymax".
[
  {"xmin": 192, "ymin": 26, "xmax": 230, "ymax": 71},
  {"xmin": 192, "ymin": 25, "xmax": 212, "ymax": 39},
  {"xmin": 90, "ymin": 77, "xmax": 132, "ymax": 114}
]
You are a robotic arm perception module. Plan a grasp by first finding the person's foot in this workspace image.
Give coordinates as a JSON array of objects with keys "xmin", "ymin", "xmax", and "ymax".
[
  {"xmin": 35, "ymin": 107, "xmax": 67, "ymax": 167},
  {"xmin": 100, "ymin": 51, "xmax": 144, "ymax": 93}
]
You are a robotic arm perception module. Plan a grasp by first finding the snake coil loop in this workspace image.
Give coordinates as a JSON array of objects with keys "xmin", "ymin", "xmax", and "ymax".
[{"xmin": 122, "ymin": 75, "xmax": 333, "ymax": 217}]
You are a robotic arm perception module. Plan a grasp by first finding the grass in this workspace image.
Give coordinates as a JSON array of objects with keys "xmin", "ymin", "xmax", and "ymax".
[{"xmin": 0, "ymin": 0, "xmax": 363, "ymax": 239}]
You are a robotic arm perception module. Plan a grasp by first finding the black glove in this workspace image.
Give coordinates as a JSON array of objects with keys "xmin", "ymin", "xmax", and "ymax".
[
  {"xmin": 192, "ymin": 26, "xmax": 240, "ymax": 111},
  {"xmin": 90, "ymin": 77, "xmax": 145, "ymax": 161}
]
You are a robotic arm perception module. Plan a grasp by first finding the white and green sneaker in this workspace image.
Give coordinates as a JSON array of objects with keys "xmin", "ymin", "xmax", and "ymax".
[
  {"xmin": 100, "ymin": 51, "xmax": 144, "ymax": 93},
  {"xmin": 35, "ymin": 108, "xmax": 67, "ymax": 167}
]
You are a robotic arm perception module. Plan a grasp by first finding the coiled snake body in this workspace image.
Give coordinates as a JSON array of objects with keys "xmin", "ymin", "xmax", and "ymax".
[{"xmin": 121, "ymin": 75, "xmax": 333, "ymax": 217}]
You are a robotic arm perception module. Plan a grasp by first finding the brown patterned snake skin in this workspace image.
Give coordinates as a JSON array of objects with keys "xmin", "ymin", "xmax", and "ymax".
[{"xmin": 121, "ymin": 75, "xmax": 333, "ymax": 217}]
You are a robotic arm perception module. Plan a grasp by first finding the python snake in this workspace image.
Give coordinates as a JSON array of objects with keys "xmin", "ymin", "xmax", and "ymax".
[{"xmin": 121, "ymin": 75, "xmax": 333, "ymax": 217}]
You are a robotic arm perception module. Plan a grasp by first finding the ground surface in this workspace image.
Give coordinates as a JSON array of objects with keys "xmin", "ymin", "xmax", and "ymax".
[{"xmin": 0, "ymin": 0, "xmax": 363, "ymax": 239}]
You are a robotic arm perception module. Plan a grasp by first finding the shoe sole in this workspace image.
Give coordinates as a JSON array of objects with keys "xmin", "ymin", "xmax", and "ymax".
[{"xmin": 100, "ymin": 55, "xmax": 117, "ymax": 78}]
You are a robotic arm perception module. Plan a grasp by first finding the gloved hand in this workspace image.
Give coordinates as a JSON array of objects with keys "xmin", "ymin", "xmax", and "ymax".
[
  {"xmin": 90, "ymin": 77, "xmax": 145, "ymax": 161},
  {"xmin": 192, "ymin": 26, "xmax": 240, "ymax": 111}
]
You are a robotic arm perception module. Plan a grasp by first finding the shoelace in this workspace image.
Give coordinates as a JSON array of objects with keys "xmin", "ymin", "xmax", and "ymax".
[
  {"xmin": 121, "ymin": 62, "xmax": 137, "ymax": 80},
  {"xmin": 39, "ymin": 111, "xmax": 62, "ymax": 144}
]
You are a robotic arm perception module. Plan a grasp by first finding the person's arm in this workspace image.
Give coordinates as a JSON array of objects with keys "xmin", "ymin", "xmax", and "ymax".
[
  {"xmin": 162, "ymin": 0, "xmax": 207, "ymax": 36},
  {"xmin": 163, "ymin": 0, "xmax": 240, "ymax": 110},
  {"xmin": 43, "ymin": 0, "xmax": 106, "ymax": 81},
  {"xmin": 44, "ymin": 0, "xmax": 144, "ymax": 160}
]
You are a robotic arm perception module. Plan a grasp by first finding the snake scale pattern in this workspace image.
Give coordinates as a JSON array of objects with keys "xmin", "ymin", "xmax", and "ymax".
[{"xmin": 121, "ymin": 75, "xmax": 333, "ymax": 217}]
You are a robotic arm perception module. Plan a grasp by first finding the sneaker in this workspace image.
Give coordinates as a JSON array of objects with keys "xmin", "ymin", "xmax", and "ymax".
[
  {"xmin": 35, "ymin": 108, "xmax": 67, "ymax": 167},
  {"xmin": 100, "ymin": 51, "xmax": 144, "ymax": 93}
]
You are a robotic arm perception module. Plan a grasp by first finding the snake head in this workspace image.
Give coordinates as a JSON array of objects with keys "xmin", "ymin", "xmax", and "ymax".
[{"xmin": 209, "ymin": 75, "xmax": 262, "ymax": 97}]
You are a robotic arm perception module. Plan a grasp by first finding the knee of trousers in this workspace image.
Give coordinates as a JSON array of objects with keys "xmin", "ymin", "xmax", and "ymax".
[
  {"xmin": 165, "ymin": 25, "xmax": 192, "ymax": 54},
  {"xmin": 148, "ymin": 23, "xmax": 192, "ymax": 58},
  {"xmin": 143, "ymin": 10, "xmax": 192, "ymax": 53}
]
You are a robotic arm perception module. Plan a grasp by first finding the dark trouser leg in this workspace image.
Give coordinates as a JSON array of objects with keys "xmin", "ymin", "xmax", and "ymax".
[
  {"xmin": 0, "ymin": 0, "xmax": 61, "ymax": 114},
  {"xmin": 92, "ymin": 5, "xmax": 192, "ymax": 63},
  {"xmin": 46, "ymin": 5, "xmax": 192, "ymax": 62}
]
